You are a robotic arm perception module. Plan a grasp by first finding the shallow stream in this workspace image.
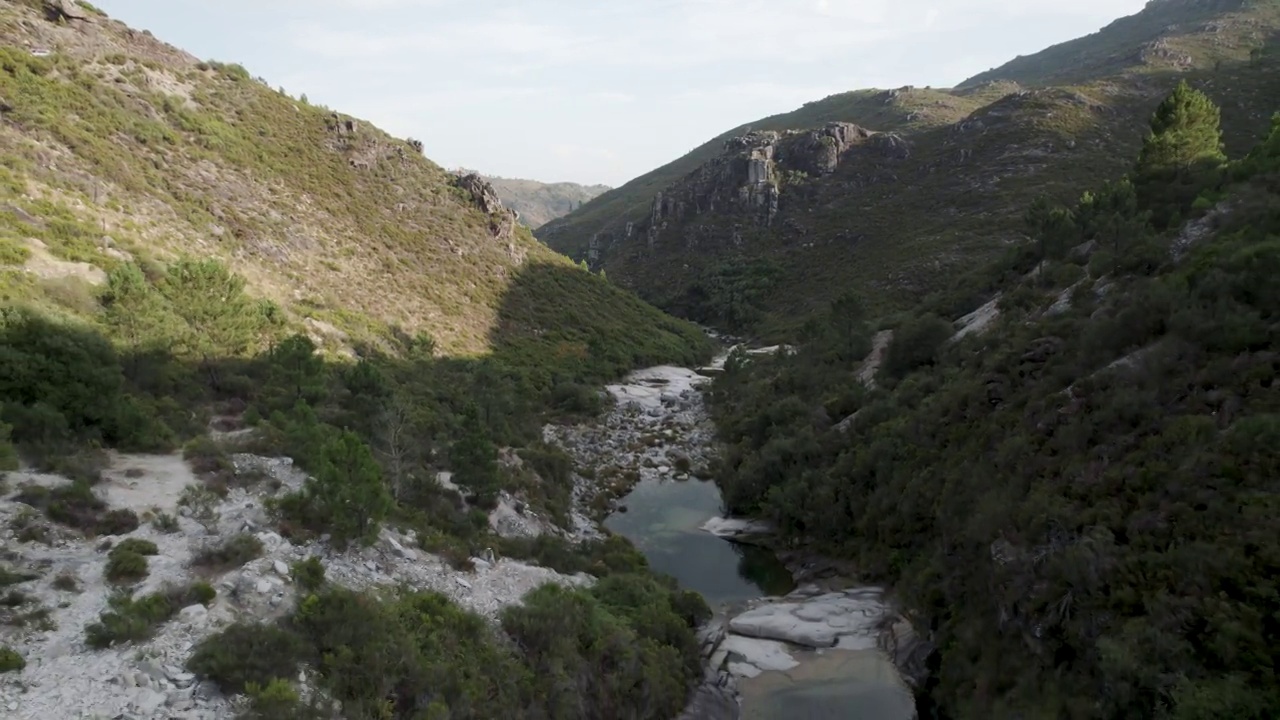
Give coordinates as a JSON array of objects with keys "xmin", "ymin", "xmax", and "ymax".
[{"xmin": 600, "ymin": 355, "xmax": 915, "ymax": 720}]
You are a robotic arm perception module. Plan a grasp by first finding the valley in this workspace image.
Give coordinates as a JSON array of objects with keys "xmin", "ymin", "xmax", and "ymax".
[{"xmin": 1, "ymin": 0, "xmax": 1278, "ymax": 718}]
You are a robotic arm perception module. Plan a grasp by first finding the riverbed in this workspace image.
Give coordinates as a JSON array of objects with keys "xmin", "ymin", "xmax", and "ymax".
[{"xmin": 556, "ymin": 349, "xmax": 917, "ymax": 720}]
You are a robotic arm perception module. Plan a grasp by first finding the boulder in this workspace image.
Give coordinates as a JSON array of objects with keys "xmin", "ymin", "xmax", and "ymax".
[
  {"xmin": 44, "ymin": 0, "xmax": 90, "ymax": 22},
  {"xmin": 727, "ymin": 589, "xmax": 891, "ymax": 649}
]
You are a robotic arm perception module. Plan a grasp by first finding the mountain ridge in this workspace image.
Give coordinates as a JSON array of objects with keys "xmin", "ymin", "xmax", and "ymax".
[
  {"xmin": 464, "ymin": 171, "xmax": 611, "ymax": 229},
  {"xmin": 538, "ymin": 0, "xmax": 1280, "ymax": 339}
]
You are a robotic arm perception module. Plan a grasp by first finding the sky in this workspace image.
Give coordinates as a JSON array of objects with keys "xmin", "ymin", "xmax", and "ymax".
[{"xmin": 95, "ymin": 0, "xmax": 1149, "ymax": 187}]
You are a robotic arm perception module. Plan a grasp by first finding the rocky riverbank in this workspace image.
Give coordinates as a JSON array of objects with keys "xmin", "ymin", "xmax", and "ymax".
[{"xmin": 543, "ymin": 364, "xmax": 718, "ymax": 524}]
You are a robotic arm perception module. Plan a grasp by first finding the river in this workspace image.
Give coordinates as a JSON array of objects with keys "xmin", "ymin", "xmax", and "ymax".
[{"xmin": 560, "ymin": 351, "xmax": 918, "ymax": 720}]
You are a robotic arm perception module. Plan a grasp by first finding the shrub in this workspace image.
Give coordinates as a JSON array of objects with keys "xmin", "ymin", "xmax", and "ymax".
[
  {"xmin": 15, "ymin": 480, "xmax": 138, "ymax": 536},
  {"xmin": 85, "ymin": 584, "xmax": 210, "ymax": 648},
  {"xmin": 113, "ymin": 538, "xmax": 158, "ymax": 556},
  {"xmin": 192, "ymin": 533, "xmax": 263, "ymax": 572},
  {"xmin": 178, "ymin": 484, "xmax": 221, "ymax": 528},
  {"xmin": 0, "ymin": 646, "xmax": 24, "ymax": 673},
  {"xmin": 104, "ymin": 549, "xmax": 148, "ymax": 584},
  {"xmin": 291, "ymin": 557, "xmax": 325, "ymax": 592},
  {"xmin": 189, "ymin": 581, "xmax": 217, "ymax": 606},
  {"xmin": 151, "ymin": 512, "xmax": 179, "ymax": 533},
  {"xmin": 880, "ymin": 313, "xmax": 953, "ymax": 380},
  {"xmin": 188, "ymin": 623, "xmax": 306, "ymax": 694},
  {"xmin": 0, "ymin": 567, "xmax": 39, "ymax": 587},
  {"xmin": 52, "ymin": 571, "xmax": 80, "ymax": 592}
]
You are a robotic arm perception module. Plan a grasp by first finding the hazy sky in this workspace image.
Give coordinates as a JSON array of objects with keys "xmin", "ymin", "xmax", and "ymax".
[{"xmin": 96, "ymin": 0, "xmax": 1148, "ymax": 186}]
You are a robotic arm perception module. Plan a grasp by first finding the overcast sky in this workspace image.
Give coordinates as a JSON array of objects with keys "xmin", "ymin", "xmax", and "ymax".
[{"xmin": 96, "ymin": 0, "xmax": 1148, "ymax": 186}]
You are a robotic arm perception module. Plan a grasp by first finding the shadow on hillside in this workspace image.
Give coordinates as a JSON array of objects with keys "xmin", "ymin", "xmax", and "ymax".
[{"xmin": 0, "ymin": 259, "xmax": 711, "ymax": 468}]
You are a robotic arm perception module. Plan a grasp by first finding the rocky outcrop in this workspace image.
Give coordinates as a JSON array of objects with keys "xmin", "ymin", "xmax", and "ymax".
[
  {"xmin": 646, "ymin": 122, "xmax": 873, "ymax": 233},
  {"xmin": 453, "ymin": 172, "xmax": 520, "ymax": 244},
  {"xmin": 43, "ymin": 0, "xmax": 90, "ymax": 22},
  {"xmin": 701, "ymin": 517, "xmax": 775, "ymax": 547}
]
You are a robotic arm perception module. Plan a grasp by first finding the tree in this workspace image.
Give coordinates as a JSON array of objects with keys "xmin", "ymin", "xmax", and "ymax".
[
  {"xmin": 310, "ymin": 431, "xmax": 392, "ymax": 546},
  {"xmin": 100, "ymin": 264, "xmax": 181, "ymax": 374},
  {"xmin": 157, "ymin": 259, "xmax": 281, "ymax": 387},
  {"xmin": 826, "ymin": 290, "xmax": 871, "ymax": 362},
  {"xmin": 0, "ymin": 421, "xmax": 18, "ymax": 471},
  {"xmin": 1024, "ymin": 197, "xmax": 1079, "ymax": 261},
  {"xmin": 1134, "ymin": 81, "xmax": 1226, "ymax": 225},
  {"xmin": 262, "ymin": 334, "xmax": 326, "ymax": 413},
  {"xmin": 449, "ymin": 404, "xmax": 501, "ymax": 506},
  {"xmin": 372, "ymin": 394, "xmax": 416, "ymax": 501}
]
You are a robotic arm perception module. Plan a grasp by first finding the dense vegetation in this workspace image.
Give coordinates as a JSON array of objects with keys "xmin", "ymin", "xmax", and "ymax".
[
  {"xmin": 0, "ymin": 249, "xmax": 709, "ymax": 718},
  {"xmin": 2, "ymin": 252, "xmax": 711, "ymax": 712},
  {"xmin": 709, "ymin": 85, "xmax": 1280, "ymax": 718},
  {"xmin": 189, "ymin": 560, "xmax": 708, "ymax": 718}
]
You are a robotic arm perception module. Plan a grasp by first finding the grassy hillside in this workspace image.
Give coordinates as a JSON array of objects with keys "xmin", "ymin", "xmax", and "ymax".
[
  {"xmin": 709, "ymin": 87, "xmax": 1280, "ymax": 718},
  {"xmin": 478, "ymin": 174, "xmax": 610, "ymax": 229},
  {"xmin": 0, "ymin": 0, "xmax": 701, "ymax": 358},
  {"xmin": 538, "ymin": 0, "xmax": 1280, "ymax": 341},
  {"xmin": 0, "ymin": 2, "xmax": 714, "ymax": 714}
]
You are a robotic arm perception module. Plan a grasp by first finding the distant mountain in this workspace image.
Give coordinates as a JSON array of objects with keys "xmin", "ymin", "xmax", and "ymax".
[
  {"xmin": 456, "ymin": 171, "xmax": 609, "ymax": 229},
  {"xmin": 538, "ymin": 0, "xmax": 1280, "ymax": 340}
]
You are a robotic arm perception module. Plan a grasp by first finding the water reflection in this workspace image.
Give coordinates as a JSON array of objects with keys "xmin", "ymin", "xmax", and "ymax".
[
  {"xmin": 740, "ymin": 650, "xmax": 916, "ymax": 720},
  {"xmin": 603, "ymin": 476, "xmax": 794, "ymax": 607}
]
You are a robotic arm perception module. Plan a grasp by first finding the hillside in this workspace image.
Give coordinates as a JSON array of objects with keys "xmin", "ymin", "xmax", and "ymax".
[
  {"xmin": 708, "ymin": 83, "xmax": 1280, "ymax": 718},
  {"xmin": 0, "ymin": 2, "xmax": 715, "ymax": 717},
  {"xmin": 538, "ymin": 0, "xmax": 1280, "ymax": 340},
  {"xmin": 0, "ymin": 0, "xmax": 693, "ymax": 358},
  {"xmin": 475, "ymin": 173, "xmax": 610, "ymax": 229}
]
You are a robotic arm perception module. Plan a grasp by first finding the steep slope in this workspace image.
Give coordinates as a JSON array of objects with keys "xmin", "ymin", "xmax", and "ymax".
[
  {"xmin": 538, "ymin": 0, "xmax": 1280, "ymax": 339},
  {"xmin": 708, "ymin": 89, "xmax": 1280, "ymax": 718},
  {"xmin": 0, "ymin": 3, "xmax": 715, "ymax": 717},
  {"xmin": 0, "ymin": 0, "xmax": 693, "ymax": 357},
  {"xmin": 476, "ymin": 173, "xmax": 610, "ymax": 229}
]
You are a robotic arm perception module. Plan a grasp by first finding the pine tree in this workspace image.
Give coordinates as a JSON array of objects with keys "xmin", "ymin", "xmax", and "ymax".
[
  {"xmin": 1134, "ymin": 81, "xmax": 1226, "ymax": 226},
  {"xmin": 311, "ymin": 430, "xmax": 392, "ymax": 546},
  {"xmin": 263, "ymin": 334, "xmax": 326, "ymax": 413},
  {"xmin": 1137, "ymin": 80, "xmax": 1225, "ymax": 176},
  {"xmin": 450, "ymin": 404, "xmax": 501, "ymax": 506},
  {"xmin": 100, "ymin": 264, "xmax": 182, "ymax": 378},
  {"xmin": 157, "ymin": 259, "xmax": 282, "ymax": 387}
]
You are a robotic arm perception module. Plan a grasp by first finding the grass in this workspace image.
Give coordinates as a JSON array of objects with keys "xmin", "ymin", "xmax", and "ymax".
[{"xmin": 0, "ymin": 645, "xmax": 24, "ymax": 673}]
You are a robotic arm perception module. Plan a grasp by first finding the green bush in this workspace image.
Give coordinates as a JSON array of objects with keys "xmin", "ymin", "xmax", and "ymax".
[
  {"xmin": 189, "ymin": 581, "xmax": 217, "ymax": 605},
  {"xmin": 189, "ymin": 623, "xmax": 306, "ymax": 694},
  {"xmin": 113, "ymin": 538, "xmax": 158, "ymax": 556},
  {"xmin": 192, "ymin": 533, "xmax": 263, "ymax": 571},
  {"xmin": 290, "ymin": 557, "xmax": 325, "ymax": 592},
  {"xmin": 879, "ymin": 313, "xmax": 953, "ymax": 380},
  {"xmin": 104, "ymin": 549, "xmax": 148, "ymax": 584},
  {"xmin": 85, "ymin": 584, "xmax": 211, "ymax": 648},
  {"xmin": 0, "ymin": 645, "xmax": 24, "ymax": 673},
  {"xmin": 0, "ymin": 237, "xmax": 31, "ymax": 266}
]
